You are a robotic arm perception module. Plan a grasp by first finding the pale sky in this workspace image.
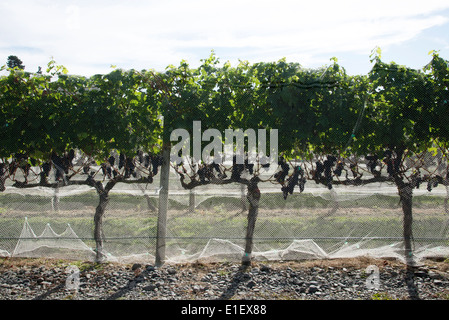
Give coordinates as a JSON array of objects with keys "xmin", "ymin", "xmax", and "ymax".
[{"xmin": 1, "ymin": 0, "xmax": 449, "ymax": 76}]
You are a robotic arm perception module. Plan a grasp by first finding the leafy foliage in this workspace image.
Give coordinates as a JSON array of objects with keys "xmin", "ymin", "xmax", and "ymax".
[
  {"xmin": 0, "ymin": 60, "xmax": 164, "ymax": 190},
  {"xmin": 1, "ymin": 51, "xmax": 448, "ymax": 265},
  {"xmin": 0, "ymin": 51, "xmax": 448, "ymax": 198}
]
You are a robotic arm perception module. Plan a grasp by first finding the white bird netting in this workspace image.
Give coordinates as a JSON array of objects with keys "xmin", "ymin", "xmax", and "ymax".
[{"xmin": 1, "ymin": 166, "xmax": 448, "ymax": 265}]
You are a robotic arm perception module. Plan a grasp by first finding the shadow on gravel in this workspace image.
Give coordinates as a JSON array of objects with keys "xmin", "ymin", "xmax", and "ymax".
[
  {"xmin": 30, "ymin": 261, "xmax": 425, "ymax": 300},
  {"xmin": 32, "ymin": 283, "xmax": 66, "ymax": 300},
  {"xmin": 405, "ymin": 266, "xmax": 421, "ymax": 300},
  {"xmin": 105, "ymin": 265, "xmax": 149, "ymax": 300},
  {"xmin": 217, "ymin": 266, "xmax": 251, "ymax": 300},
  {"xmin": 32, "ymin": 264, "xmax": 98, "ymax": 300}
]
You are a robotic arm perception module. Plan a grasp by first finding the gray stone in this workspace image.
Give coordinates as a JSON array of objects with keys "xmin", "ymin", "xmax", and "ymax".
[
  {"xmin": 167, "ymin": 268, "xmax": 177, "ymax": 275},
  {"xmin": 308, "ymin": 285, "xmax": 319, "ymax": 294},
  {"xmin": 146, "ymin": 265, "xmax": 155, "ymax": 272},
  {"xmin": 143, "ymin": 284, "xmax": 157, "ymax": 291}
]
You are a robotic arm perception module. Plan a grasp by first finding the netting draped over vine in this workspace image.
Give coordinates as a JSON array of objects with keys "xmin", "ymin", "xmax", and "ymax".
[
  {"xmin": 0, "ymin": 163, "xmax": 448, "ymax": 264},
  {"xmin": 1, "ymin": 53, "xmax": 449, "ymax": 265}
]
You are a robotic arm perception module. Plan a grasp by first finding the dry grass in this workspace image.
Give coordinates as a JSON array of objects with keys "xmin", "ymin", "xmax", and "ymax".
[
  {"xmin": 1, "ymin": 255, "xmax": 448, "ymax": 274},
  {"xmin": 162, "ymin": 256, "xmax": 449, "ymax": 273}
]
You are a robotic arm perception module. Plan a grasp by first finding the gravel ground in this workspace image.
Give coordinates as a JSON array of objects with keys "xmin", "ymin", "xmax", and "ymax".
[{"xmin": 0, "ymin": 256, "xmax": 448, "ymax": 301}]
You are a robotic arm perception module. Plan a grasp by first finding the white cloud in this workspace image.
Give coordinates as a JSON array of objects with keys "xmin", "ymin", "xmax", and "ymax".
[
  {"xmin": 1, "ymin": 0, "xmax": 448, "ymax": 75},
  {"xmin": 65, "ymin": 5, "xmax": 81, "ymax": 31}
]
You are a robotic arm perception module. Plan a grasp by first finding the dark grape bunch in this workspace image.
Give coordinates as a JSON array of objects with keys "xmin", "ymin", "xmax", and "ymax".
[
  {"xmin": 231, "ymin": 155, "xmax": 245, "ymax": 180},
  {"xmin": 281, "ymin": 165, "xmax": 306, "ymax": 200},
  {"xmin": 150, "ymin": 154, "xmax": 163, "ymax": 176},
  {"xmin": 99, "ymin": 151, "xmax": 163, "ymax": 181},
  {"xmin": 364, "ymin": 149, "xmax": 405, "ymax": 179},
  {"xmin": 176, "ymin": 153, "xmax": 258, "ymax": 185},
  {"xmin": 196, "ymin": 155, "xmax": 250, "ymax": 183},
  {"xmin": 311, "ymin": 155, "xmax": 339, "ymax": 190},
  {"xmin": 197, "ymin": 164, "xmax": 215, "ymax": 183},
  {"xmin": 186, "ymin": 161, "xmax": 226, "ymax": 183},
  {"xmin": 273, "ymin": 157, "xmax": 307, "ymax": 200},
  {"xmin": 51, "ymin": 150, "xmax": 75, "ymax": 181},
  {"xmin": 427, "ymin": 176, "xmax": 439, "ymax": 192},
  {"xmin": 42, "ymin": 162, "xmax": 52, "ymax": 178},
  {"xmin": 6, "ymin": 153, "xmax": 31, "ymax": 181},
  {"xmin": 324, "ymin": 156, "xmax": 337, "ymax": 189},
  {"xmin": 365, "ymin": 155, "xmax": 380, "ymax": 177},
  {"xmin": 382, "ymin": 150, "xmax": 402, "ymax": 178},
  {"xmin": 16, "ymin": 150, "xmax": 76, "ymax": 183},
  {"xmin": 411, "ymin": 169, "xmax": 422, "ymax": 189},
  {"xmin": 274, "ymin": 157, "xmax": 289, "ymax": 184},
  {"xmin": 349, "ymin": 163, "xmax": 358, "ymax": 178}
]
